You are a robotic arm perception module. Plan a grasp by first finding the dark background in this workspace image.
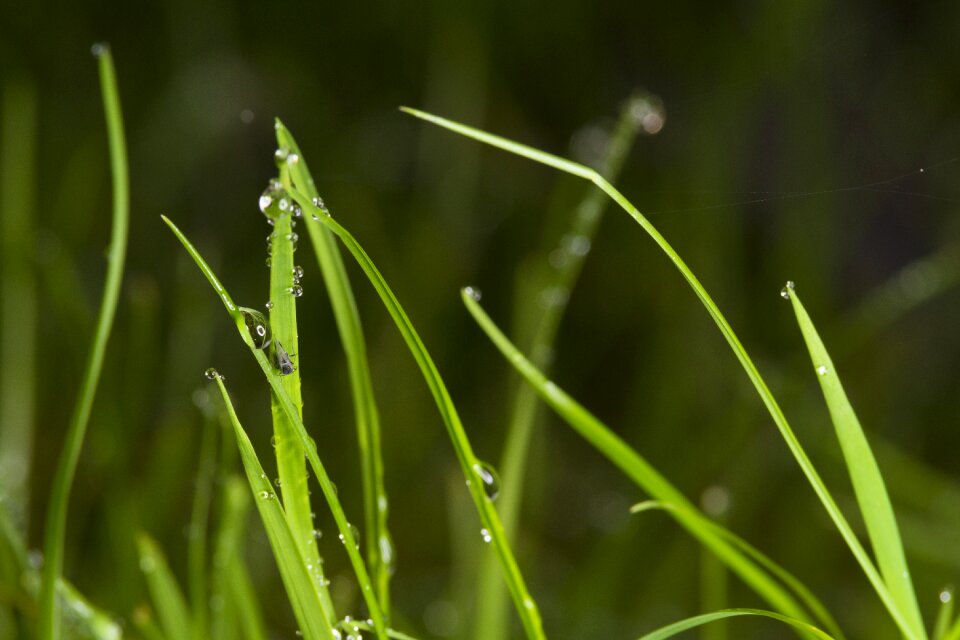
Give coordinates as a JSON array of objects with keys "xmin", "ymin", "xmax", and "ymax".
[{"xmin": 2, "ymin": 1, "xmax": 960, "ymax": 638}]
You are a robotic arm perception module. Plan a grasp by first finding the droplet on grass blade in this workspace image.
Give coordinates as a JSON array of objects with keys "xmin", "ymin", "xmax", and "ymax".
[
  {"xmin": 204, "ymin": 368, "xmax": 220, "ymax": 380},
  {"xmin": 240, "ymin": 307, "xmax": 273, "ymax": 350},
  {"xmin": 780, "ymin": 280, "xmax": 795, "ymax": 300},
  {"xmin": 472, "ymin": 461, "xmax": 501, "ymax": 501},
  {"xmin": 463, "ymin": 286, "xmax": 482, "ymax": 302}
]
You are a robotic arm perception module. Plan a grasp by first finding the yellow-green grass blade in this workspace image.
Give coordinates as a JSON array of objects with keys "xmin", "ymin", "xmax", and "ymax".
[
  {"xmin": 0, "ymin": 77, "xmax": 38, "ymax": 530},
  {"xmin": 39, "ymin": 44, "xmax": 130, "ymax": 640},
  {"xmin": 629, "ymin": 501, "xmax": 844, "ymax": 640},
  {"xmin": 636, "ymin": 608, "xmax": 836, "ymax": 640},
  {"xmin": 162, "ymin": 216, "xmax": 388, "ymax": 640},
  {"xmin": 266, "ymin": 164, "xmax": 337, "ymax": 622},
  {"xmin": 461, "ymin": 293, "xmax": 832, "ymax": 636},
  {"xmin": 275, "ymin": 121, "xmax": 393, "ymax": 617},
  {"xmin": 132, "ymin": 606, "xmax": 167, "ymax": 640},
  {"xmin": 475, "ymin": 93, "xmax": 652, "ymax": 640},
  {"xmin": 212, "ymin": 377, "xmax": 334, "ymax": 640},
  {"xmin": 136, "ymin": 533, "xmax": 193, "ymax": 640},
  {"xmin": 933, "ymin": 588, "xmax": 953, "ymax": 640},
  {"xmin": 282, "ymin": 190, "xmax": 546, "ymax": 640},
  {"xmin": 405, "ymin": 107, "xmax": 920, "ymax": 640},
  {"xmin": 787, "ymin": 286, "xmax": 924, "ymax": 638}
]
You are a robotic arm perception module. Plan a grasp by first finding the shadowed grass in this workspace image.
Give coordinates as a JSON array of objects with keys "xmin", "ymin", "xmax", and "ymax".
[
  {"xmin": 404, "ymin": 106, "xmax": 923, "ymax": 640},
  {"xmin": 136, "ymin": 532, "xmax": 193, "ymax": 640},
  {"xmin": 38, "ymin": 44, "xmax": 130, "ymax": 640},
  {"xmin": 161, "ymin": 215, "xmax": 389, "ymax": 640}
]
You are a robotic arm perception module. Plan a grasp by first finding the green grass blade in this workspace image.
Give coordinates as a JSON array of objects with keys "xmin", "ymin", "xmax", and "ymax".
[
  {"xmin": 275, "ymin": 121, "xmax": 393, "ymax": 617},
  {"xmin": 475, "ymin": 93, "xmax": 651, "ymax": 640},
  {"xmin": 38, "ymin": 44, "xmax": 130, "ymax": 640},
  {"xmin": 132, "ymin": 607, "xmax": 167, "ymax": 640},
  {"xmin": 187, "ymin": 416, "xmax": 217, "ymax": 639},
  {"xmin": 281, "ymin": 190, "xmax": 546, "ymax": 640},
  {"xmin": 461, "ymin": 293, "xmax": 832, "ymax": 634},
  {"xmin": 231, "ymin": 564, "xmax": 268, "ymax": 640},
  {"xmin": 406, "ymin": 107, "xmax": 920, "ymax": 640},
  {"xmin": 934, "ymin": 588, "xmax": 954, "ymax": 640},
  {"xmin": 162, "ymin": 216, "xmax": 387, "ymax": 639},
  {"xmin": 787, "ymin": 286, "xmax": 924, "ymax": 638},
  {"xmin": 212, "ymin": 378, "xmax": 334, "ymax": 640},
  {"xmin": 0, "ymin": 77, "xmax": 38, "ymax": 531},
  {"xmin": 266, "ymin": 164, "xmax": 337, "ymax": 622},
  {"xmin": 943, "ymin": 612, "xmax": 960, "ymax": 640},
  {"xmin": 636, "ymin": 609, "xmax": 836, "ymax": 640},
  {"xmin": 136, "ymin": 533, "xmax": 193, "ymax": 640}
]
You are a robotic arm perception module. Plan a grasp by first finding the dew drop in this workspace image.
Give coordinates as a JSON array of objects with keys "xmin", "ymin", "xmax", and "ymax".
[
  {"xmin": 240, "ymin": 308, "xmax": 273, "ymax": 350},
  {"xmin": 288, "ymin": 285, "xmax": 303, "ymax": 298},
  {"xmin": 278, "ymin": 198, "xmax": 290, "ymax": 212},
  {"xmin": 480, "ymin": 528, "xmax": 492, "ymax": 543},
  {"xmin": 780, "ymin": 280, "xmax": 796, "ymax": 300},
  {"xmin": 265, "ymin": 257, "xmax": 271, "ymax": 267},
  {"xmin": 339, "ymin": 523, "xmax": 361, "ymax": 549},
  {"xmin": 91, "ymin": 42, "xmax": 109, "ymax": 57},
  {"xmin": 312, "ymin": 196, "xmax": 326, "ymax": 208},
  {"xmin": 293, "ymin": 265, "xmax": 304, "ymax": 279},
  {"xmin": 940, "ymin": 589, "xmax": 953, "ymax": 604},
  {"xmin": 464, "ymin": 286, "xmax": 482, "ymax": 302},
  {"xmin": 258, "ymin": 491, "xmax": 272, "ymax": 500},
  {"xmin": 286, "ymin": 153, "xmax": 300, "ymax": 166},
  {"xmin": 816, "ymin": 365, "xmax": 830, "ymax": 376},
  {"xmin": 286, "ymin": 232, "xmax": 299, "ymax": 243},
  {"xmin": 472, "ymin": 461, "xmax": 501, "ymax": 501},
  {"xmin": 204, "ymin": 368, "xmax": 220, "ymax": 380},
  {"xmin": 265, "ymin": 300, "xmax": 274, "ymax": 310},
  {"xmin": 274, "ymin": 147, "xmax": 290, "ymax": 165},
  {"xmin": 258, "ymin": 194, "xmax": 273, "ymax": 213}
]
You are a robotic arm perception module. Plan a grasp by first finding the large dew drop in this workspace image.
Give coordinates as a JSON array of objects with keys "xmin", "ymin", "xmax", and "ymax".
[
  {"xmin": 780, "ymin": 280, "xmax": 795, "ymax": 300},
  {"xmin": 472, "ymin": 461, "xmax": 501, "ymax": 501},
  {"xmin": 240, "ymin": 307, "xmax": 273, "ymax": 350}
]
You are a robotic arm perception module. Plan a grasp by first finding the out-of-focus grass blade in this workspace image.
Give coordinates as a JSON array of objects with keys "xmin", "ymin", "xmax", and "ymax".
[
  {"xmin": 265, "ymin": 162, "xmax": 337, "ymax": 622},
  {"xmin": 461, "ymin": 293, "xmax": 835, "ymax": 637},
  {"xmin": 933, "ymin": 588, "xmax": 953, "ymax": 640},
  {"xmin": 0, "ymin": 78, "xmax": 38, "ymax": 530},
  {"xmin": 275, "ymin": 121, "xmax": 393, "ymax": 617},
  {"xmin": 475, "ymin": 93, "xmax": 654, "ymax": 640},
  {"xmin": 635, "ymin": 609, "xmax": 836, "ymax": 640},
  {"xmin": 136, "ymin": 533, "xmax": 192, "ymax": 640},
  {"xmin": 162, "ymin": 216, "xmax": 387, "ymax": 639},
  {"xmin": 39, "ymin": 44, "xmax": 130, "ymax": 640},
  {"xmin": 132, "ymin": 606, "xmax": 167, "ymax": 640},
  {"xmin": 787, "ymin": 286, "xmax": 924, "ymax": 637},
  {"xmin": 212, "ymin": 377, "xmax": 334, "ymax": 640},
  {"xmin": 281, "ymin": 190, "xmax": 546, "ymax": 640},
  {"xmin": 187, "ymin": 416, "xmax": 217, "ymax": 639},
  {"xmin": 404, "ymin": 107, "xmax": 920, "ymax": 640}
]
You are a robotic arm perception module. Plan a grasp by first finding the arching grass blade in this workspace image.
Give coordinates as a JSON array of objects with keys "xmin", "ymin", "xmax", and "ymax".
[
  {"xmin": 636, "ymin": 608, "xmax": 836, "ymax": 640},
  {"xmin": 136, "ymin": 533, "xmax": 193, "ymax": 640}
]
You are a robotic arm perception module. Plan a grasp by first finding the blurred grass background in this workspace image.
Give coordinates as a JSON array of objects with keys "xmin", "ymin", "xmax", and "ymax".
[{"xmin": 2, "ymin": 1, "xmax": 960, "ymax": 638}]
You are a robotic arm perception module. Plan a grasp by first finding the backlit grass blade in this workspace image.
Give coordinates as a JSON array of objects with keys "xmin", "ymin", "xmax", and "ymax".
[
  {"xmin": 933, "ymin": 588, "xmax": 953, "ymax": 640},
  {"xmin": 136, "ymin": 532, "xmax": 193, "ymax": 640},
  {"xmin": 212, "ymin": 377, "xmax": 334, "ymax": 640},
  {"xmin": 404, "ymin": 107, "xmax": 922, "ymax": 640},
  {"xmin": 39, "ymin": 44, "xmax": 130, "ymax": 640},
  {"xmin": 461, "ymin": 293, "xmax": 828, "ymax": 636},
  {"xmin": 282, "ymin": 189, "xmax": 546, "ymax": 640},
  {"xmin": 787, "ymin": 286, "xmax": 925, "ymax": 637},
  {"xmin": 475, "ymin": 93, "xmax": 651, "ymax": 640},
  {"xmin": 187, "ymin": 415, "xmax": 217, "ymax": 639},
  {"xmin": 266, "ymin": 163, "xmax": 337, "ymax": 622},
  {"xmin": 162, "ymin": 216, "xmax": 388, "ymax": 640},
  {"xmin": 0, "ymin": 78, "xmax": 38, "ymax": 530},
  {"xmin": 275, "ymin": 121, "xmax": 393, "ymax": 617},
  {"xmin": 636, "ymin": 608, "xmax": 836, "ymax": 640}
]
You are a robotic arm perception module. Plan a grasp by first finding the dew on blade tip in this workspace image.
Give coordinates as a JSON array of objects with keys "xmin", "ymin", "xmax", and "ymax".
[
  {"xmin": 816, "ymin": 365, "xmax": 830, "ymax": 376},
  {"xmin": 463, "ymin": 286, "xmax": 482, "ymax": 302},
  {"xmin": 204, "ymin": 368, "xmax": 221, "ymax": 380},
  {"xmin": 239, "ymin": 307, "xmax": 273, "ymax": 350},
  {"xmin": 780, "ymin": 280, "xmax": 795, "ymax": 300}
]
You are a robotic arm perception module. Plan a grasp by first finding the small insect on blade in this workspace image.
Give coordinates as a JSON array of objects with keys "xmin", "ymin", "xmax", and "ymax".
[{"xmin": 272, "ymin": 340, "xmax": 296, "ymax": 376}]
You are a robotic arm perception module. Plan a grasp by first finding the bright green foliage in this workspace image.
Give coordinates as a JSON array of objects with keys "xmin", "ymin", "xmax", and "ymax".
[{"xmin": 635, "ymin": 608, "xmax": 836, "ymax": 640}]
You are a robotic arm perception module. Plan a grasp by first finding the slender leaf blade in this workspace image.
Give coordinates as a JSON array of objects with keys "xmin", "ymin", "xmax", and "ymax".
[
  {"xmin": 136, "ymin": 533, "xmax": 193, "ymax": 640},
  {"xmin": 636, "ymin": 608, "xmax": 836, "ymax": 640}
]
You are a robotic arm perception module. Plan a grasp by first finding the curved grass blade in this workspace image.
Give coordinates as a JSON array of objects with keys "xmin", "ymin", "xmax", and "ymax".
[
  {"xmin": 475, "ymin": 93, "xmax": 652, "ymax": 640},
  {"xmin": 161, "ymin": 216, "xmax": 387, "ymax": 640},
  {"xmin": 275, "ymin": 121, "xmax": 393, "ymax": 617},
  {"xmin": 136, "ymin": 533, "xmax": 193, "ymax": 640},
  {"xmin": 636, "ymin": 608, "xmax": 836, "ymax": 640},
  {"xmin": 787, "ymin": 286, "xmax": 924, "ymax": 637},
  {"xmin": 282, "ymin": 190, "xmax": 546, "ymax": 640},
  {"xmin": 933, "ymin": 588, "xmax": 954, "ymax": 640},
  {"xmin": 404, "ymin": 106, "xmax": 922, "ymax": 640},
  {"xmin": 461, "ymin": 293, "xmax": 829, "ymax": 636},
  {"xmin": 212, "ymin": 377, "xmax": 335, "ymax": 640},
  {"xmin": 265, "ymin": 165, "xmax": 337, "ymax": 622},
  {"xmin": 38, "ymin": 44, "xmax": 130, "ymax": 640}
]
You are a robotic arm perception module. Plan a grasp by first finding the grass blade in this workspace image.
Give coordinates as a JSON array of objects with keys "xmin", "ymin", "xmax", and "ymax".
[
  {"xmin": 475, "ymin": 93, "xmax": 653, "ymax": 640},
  {"xmin": 281, "ymin": 189, "xmax": 546, "ymax": 640},
  {"xmin": 136, "ymin": 533, "xmax": 193, "ymax": 640},
  {"xmin": 265, "ymin": 163, "xmax": 337, "ymax": 622},
  {"xmin": 404, "ymin": 107, "xmax": 921, "ymax": 640},
  {"xmin": 787, "ymin": 286, "xmax": 924, "ymax": 637},
  {"xmin": 934, "ymin": 588, "xmax": 953, "ymax": 640},
  {"xmin": 461, "ymin": 292, "xmax": 833, "ymax": 636},
  {"xmin": 212, "ymin": 377, "xmax": 335, "ymax": 640},
  {"xmin": 635, "ymin": 608, "xmax": 836, "ymax": 640},
  {"xmin": 275, "ymin": 120, "xmax": 393, "ymax": 617},
  {"xmin": 161, "ymin": 216, "xmax": 388, "ymax": 639},
  {"xmin": 0, "ymin": 77, "xmax": 38, "ymax": 531},
  {"xmin": 187, "ymin": 415, "xmax": 217, "ymax": 639},
  {"xmin": 38, "ymin": 44, "xmax": 130, "ymax": 640}
]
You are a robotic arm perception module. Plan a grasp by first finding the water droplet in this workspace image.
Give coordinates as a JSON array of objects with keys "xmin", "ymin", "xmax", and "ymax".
[
  {"xmin": 291, "ymin": 203, "xmax": 302, "ymax": 218},
  {"xmin": 265, "ymin": 257, "xmax": 271, "ymax": 267},
  {"xmin": 293, "ymin": 265, "xmax": 304, "ymax": 279},
  {"xmin": 204, "ymin": 368, "xmax": 220, "ymax": 380},
  {"xmin": 274, "ymin": 147, "xmax": 290, "ymax": 165},
  {"xmin": 480, "ymin": 528, "xmax": 492, "ymax": 543},
  {"xmin": 940, "ymin": 589, "xmax": 953, "ymax": 604},
  {"xmin": 278, "ymin": 198, "xmax": 290, "ymax": 212},
  {"xmin": 258, "ymin": 194, "xmax": 273, "ymax": 212},
  {"xmin": 265, "ymin": 300, "xmax": 274, "ymax": 310},
  {"xmin": 258, "ymin": 491, "xmax": 272, "ymax": 500},
  {"xmin": 288, "ymin": 285, "xmax": 303, "ymax": 298},
  {"xmin": 286, "ymin": 153, "xmax": 300, "ymax": 166},
  {"xmin": 379, "ymin": 534, "xmax": 396, "ymax": 575},
  {"xmin": 313, "ymin": 528, "xmax": 323, "ymax": 540},
  {"xmin": 286, "ymin": 232, "xmax": 299, "ymax": 243},
  {"xmin": 464, "ymin": 286, "xmax": 482, "ymax": 302},
  {"xmin": 240, "ymin": 308, "xmax": 273, "ymax": 350},
  {"xmin": 816, "ymin": 365, "xmax": 830, "ymax": 376},
  {"xmin": 700, "ymin": 485, "xmax": 731, "ymax": 517},
  {"xmin": 780, "ymin": 280, "xmax": 795, "ymax": 300},
  {"xmin": 472, "ymin": 461, "xmax": 501, "ymax": 501},
  {"xmin": 339, "ymin": 523, "xmax": 360, "ymax": 549},
  {"xmin": 312, "ymin": 196, "xmax": 326, "ymax": 208}
]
